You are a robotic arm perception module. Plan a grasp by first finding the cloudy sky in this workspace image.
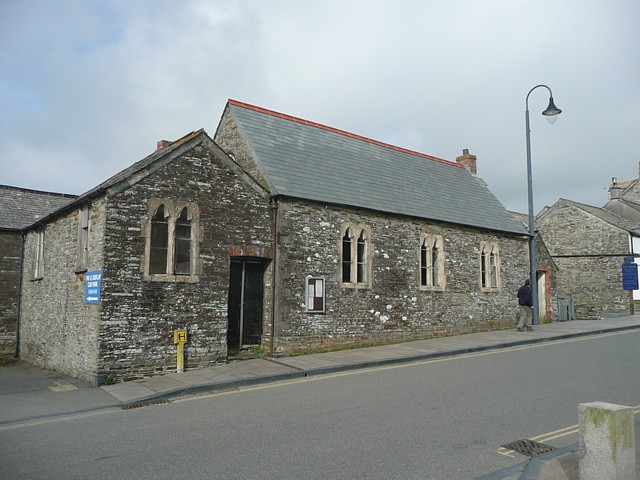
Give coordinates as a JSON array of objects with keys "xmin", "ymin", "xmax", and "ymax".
[{"xmin": 1, "ymin": 0, "xmax": 638, "ymax": 214}]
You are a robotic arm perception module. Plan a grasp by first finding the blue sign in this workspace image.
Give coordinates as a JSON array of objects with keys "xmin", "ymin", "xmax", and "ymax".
[
  {"xmin": 84, "ymin": 270, "xmax": 102, "ymax": 304},
  {"xmin": 622, "ymin": 260, "xmax": 638, "ymax": 291}
]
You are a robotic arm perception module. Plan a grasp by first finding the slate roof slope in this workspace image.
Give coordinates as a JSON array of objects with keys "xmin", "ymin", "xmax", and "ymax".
[
  {"xmin": 0, "ymin": 185, "xmax": 77, "ymax": 231},
  {"xmin": 561, "ymin": 198, "xmax": 640, "ymax": 236},
  {"xmin": 227, "ymin": 100, "xmax": 527, "ymax": 235}
]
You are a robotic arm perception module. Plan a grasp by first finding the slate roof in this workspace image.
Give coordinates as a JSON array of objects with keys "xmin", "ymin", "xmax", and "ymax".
[
  {"xmin": 0, "ymin": 185, "xmax": 77, "ymax": 231},
  {"xmin": 559, "ymin": 198, "xmax": 640, "ymax": 236},
  {"xmin": 226, "ymin": 100, "xmax": 527, "ymax": 235}
]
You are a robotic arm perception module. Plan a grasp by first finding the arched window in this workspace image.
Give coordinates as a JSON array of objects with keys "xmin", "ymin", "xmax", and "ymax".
[
  {"xmin": 342, "ymin": 228, "xmax": 352, "ymax": 283},
  {"xmin": 356, "ymin": 230, "xmax": 367, "ymax": 283},
  {"xmin": 480, "ymin": 241, "xmax": 500, "ymax": 290},
  {"xmin": 431, "ymin": 239, "xmax": 440, "ymax": 287},
  {"xmin": 420, "ymin": 240, "xmax": 428, "ymax": 286},
  {"xmin": 144, "ymin": 200, "xmax": 199, "ymax": 282},
  {"xmin": 150, "ymin": 205, "xmax": 169, "ymax": 274},
  {"xmin": 489, "ymin": 247, "xmax": 498, "ymax": 288},
  {"xmin": 174, "ymin": 208, "xmax": 191, "ymax": 275},
  {"xmin": 340, "ymin": 223, "xmax": 372, "ymax": 288},
  {"xmin": 419, "ymin": 234, "xmax": 445, "ymax": 290}
]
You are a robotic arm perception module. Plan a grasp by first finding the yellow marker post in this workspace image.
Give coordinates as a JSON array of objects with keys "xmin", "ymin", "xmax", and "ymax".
[{"xmin": 173, "ymin": 329, "xmax": 188, "ymax": 373}]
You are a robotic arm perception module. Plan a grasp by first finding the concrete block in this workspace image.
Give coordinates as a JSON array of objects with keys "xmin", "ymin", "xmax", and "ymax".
[{"xmin": 579, "ymin": 401, "xmax": 635, "ymax": 480}]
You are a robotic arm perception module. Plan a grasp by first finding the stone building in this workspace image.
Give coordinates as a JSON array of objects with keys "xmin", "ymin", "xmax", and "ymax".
[
  {"xmin": 0, "ymin": 186, "xmax": 76, "ymax": 358},
  {"xmin": 510, "ymin": 211, "xmax": 559, "ymax": 323},
  {"xmin": 16, "ymin": 100, "xmax": 531, "ymax": 384},
  {"xmin": 536, "ymin": 177, "xmax": 640, "ymax": 319}
]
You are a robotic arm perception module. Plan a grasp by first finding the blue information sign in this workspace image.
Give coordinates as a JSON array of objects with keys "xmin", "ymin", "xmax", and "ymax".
[
  {"xmin": 84, "ymin": 270, "xmax": 102, "ymax": 304},
  {"xmin": 622, "ymin": 259, "xmax": 638, "ymax": 291}
]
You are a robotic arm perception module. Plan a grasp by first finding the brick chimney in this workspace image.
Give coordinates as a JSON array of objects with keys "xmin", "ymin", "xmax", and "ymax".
[
  {"xmin": 456, "ymin": 149, "xmax": 477, "ymax": 174},
  {"xmin": 156, "ymin": 140, "xmax": 172, "ymax": 151}
]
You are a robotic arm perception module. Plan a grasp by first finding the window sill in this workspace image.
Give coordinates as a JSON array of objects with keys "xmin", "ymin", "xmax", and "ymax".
[
  {"xmin": 340, "ymin": 282, "xmax": 371, "ymax": 289},
  {"xmin": 143, "ymin": 274, "xmax": 200, "ymax": 283},
  {"xmin": 420, "ymin": 286, "xmax": 446, "ymax": 292}
]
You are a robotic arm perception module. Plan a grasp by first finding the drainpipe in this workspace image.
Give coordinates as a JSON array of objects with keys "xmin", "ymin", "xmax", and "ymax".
[
  {"xmin": 14, "ymin": 231, "xmax": 25, "ymax": 358},
  {"xmin": 269, "ymin": 198, "xmax": 279, "ymax": 357}
]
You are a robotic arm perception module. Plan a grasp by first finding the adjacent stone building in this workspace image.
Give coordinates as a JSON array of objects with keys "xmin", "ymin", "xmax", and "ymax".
[
  {"xmin": 0, "ymin": 186, "xmax": 76, "ymax": 358},
  {"xmin": 536, "ymin": 173, "xmax": 640, "ymax": 319},
  {"xmin": 15, "ymin": 100, "xmax": 531, "ymax": 384}
]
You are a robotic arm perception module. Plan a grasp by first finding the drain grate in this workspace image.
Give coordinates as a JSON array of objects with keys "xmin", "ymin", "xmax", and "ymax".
[
  {"xmin": 501, "ymin": 439, "xmax": 557, "ymax": 457},
  {"xmin": 122, "ymin": 399, "xmax": 169, "ymax": 410}
]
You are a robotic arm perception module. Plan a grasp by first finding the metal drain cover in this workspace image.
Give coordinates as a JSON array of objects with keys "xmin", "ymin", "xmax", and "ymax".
[
  {"xmin": 501, "ymin": 439, "xmax": 557, "ymax": 457},
  {"xmin": 122, "ymin": 399, "xmax": 169, "ymax": 410}
]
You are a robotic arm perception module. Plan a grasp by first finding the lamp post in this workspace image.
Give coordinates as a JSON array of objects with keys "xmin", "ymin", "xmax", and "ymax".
[{"xmin": 525, "ymin": 85, "xmax": 562, "ymax": 325}]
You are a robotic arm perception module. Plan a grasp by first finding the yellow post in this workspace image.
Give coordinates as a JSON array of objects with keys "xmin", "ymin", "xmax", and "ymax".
[
  {"xmin": 176, "ymin": 342, "xmax": 184, "ymax": 373},
  {"xmin": 173, "ymin": 329, "xmax": 187, "ymax": 373}
]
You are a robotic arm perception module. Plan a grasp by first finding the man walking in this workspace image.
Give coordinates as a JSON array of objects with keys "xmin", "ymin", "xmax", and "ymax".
[{"xmin": 517, "ymin": 279, "xmax": 534, "ymax": 331}]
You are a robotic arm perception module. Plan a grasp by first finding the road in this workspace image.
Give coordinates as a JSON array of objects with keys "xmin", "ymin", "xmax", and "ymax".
[{"xmin": 1, "ymin": 330, "xmax": 639, "ymax": 479}]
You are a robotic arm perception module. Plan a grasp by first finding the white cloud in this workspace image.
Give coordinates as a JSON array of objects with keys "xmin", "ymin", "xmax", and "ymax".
[{"xmin": 1, "ymin": 0, "xmax": 638, "ymax": 214}]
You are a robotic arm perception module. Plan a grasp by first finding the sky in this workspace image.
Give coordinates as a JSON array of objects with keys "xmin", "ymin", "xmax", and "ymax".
[{"xmin": 1, "ymin": 0, "xmax": 638, "ymax": 215}]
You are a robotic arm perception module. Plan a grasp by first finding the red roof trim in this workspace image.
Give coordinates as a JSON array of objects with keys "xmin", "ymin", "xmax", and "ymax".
[{"xmin": 227, "ymin": 99, "xmax": 463, "ymax": 168}]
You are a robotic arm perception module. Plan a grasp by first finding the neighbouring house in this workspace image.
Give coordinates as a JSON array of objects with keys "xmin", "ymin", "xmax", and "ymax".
[
  {"xmin": 16, "ymin": 100, "xmax": 530, "ymax": 384},
  {"xmin": 0, "ymin": 186, "xmax": 76, "ymax": 358},
  {"xmin": 510, "ymin": 211, "xmax": 559, "ymax": 323},
  {"xmin": 536, "ymin": 172, "xmax": 640, "ymax": 319}
]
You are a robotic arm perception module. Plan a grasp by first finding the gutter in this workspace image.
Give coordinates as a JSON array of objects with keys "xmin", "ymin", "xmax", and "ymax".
[{"xmin": 269, "ymin": 197, "xmax": 279, "ymax": 357}]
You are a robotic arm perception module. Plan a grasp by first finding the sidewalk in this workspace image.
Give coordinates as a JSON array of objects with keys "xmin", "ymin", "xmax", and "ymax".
[
  {"xmin": 3, "ymin": 316, "xmax": 640, "ymax": 480},
  {"xmin": 101, "ymin": 316, "xmax": 640, "ymax": 406}
]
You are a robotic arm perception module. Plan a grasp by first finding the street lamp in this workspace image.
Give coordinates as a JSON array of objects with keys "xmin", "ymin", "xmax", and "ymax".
[{"xmin": 526, "ymin": 85, "xmax": 561, "ymax": 325}]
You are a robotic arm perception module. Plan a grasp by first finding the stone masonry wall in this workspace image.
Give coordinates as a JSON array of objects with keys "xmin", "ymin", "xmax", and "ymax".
[
  {"xmin": 19, "ymin": 198, "xmax": 105, "ymax": 382},
  {"xmin": 537, "ymin": 200, "xmax": 630, "ymax": 319},
  {"xmin": 0, "ymin": 231, "xmax": 21, "ymax": 357},
  {"xmin": 274, "ymin": 199, "xmax": 530, "ymax": 355},
  {"xmin": 97, "ymin": 141, "xmax": 273, "ymax": 383}
]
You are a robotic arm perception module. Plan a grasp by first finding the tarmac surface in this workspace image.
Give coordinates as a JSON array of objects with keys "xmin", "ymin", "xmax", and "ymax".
[{"xmin": 3, "ymin": 316, "xmax": 640, "ymax": 479}]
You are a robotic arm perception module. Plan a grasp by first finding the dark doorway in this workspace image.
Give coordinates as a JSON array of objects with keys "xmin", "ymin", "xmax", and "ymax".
[{"xmin": 227, "ymin": 258, "xmax": 265, "ymax": 354}]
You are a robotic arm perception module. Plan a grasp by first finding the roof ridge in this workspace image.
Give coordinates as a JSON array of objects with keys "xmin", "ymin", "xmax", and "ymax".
[{"xmin": 227, "ymin": 99, "xmax": 463, "ymax": 169}]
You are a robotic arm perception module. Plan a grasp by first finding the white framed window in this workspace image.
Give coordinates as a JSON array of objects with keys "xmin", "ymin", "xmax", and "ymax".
[
  {"xmin": 306, "ymin": 276, "xmax": 325, "ymax": 313},
  {"xmin": 420, "ymin": 234, "xmax": 445, "ymax": 290},
  {"xmin": 76, "ymin": 205, "xmax": 90, "ymax": 272},
  {"xmin": 143, "ymin": 199, "xmax": 200, "ymax": 282},
  {"xmin": 34, "ymin": 230, "xmax": 45, "ymax": 279},
  {"xmin": 340, "ymin": 223, "xmax": 372, "ymax": 288},
  {"xmin": 480, "ymin": 241, "xmax": 501, "ymax": 290}
]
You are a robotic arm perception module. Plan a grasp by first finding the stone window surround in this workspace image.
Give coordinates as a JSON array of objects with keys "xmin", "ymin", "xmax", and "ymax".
[
  {"xmin": 340, "ymin": 222, "xmax": 373, "ymax": 289},
  {"xmin": 480, "ymin": 241, "xmax": 501, "ymax": 291},
  {"xmin": 141, "ymin": 198, "xmax": 201, "ymax": 283},
  {"xmin": 419, "ymin": 233, "xmax": 446, "ymax": 291}
]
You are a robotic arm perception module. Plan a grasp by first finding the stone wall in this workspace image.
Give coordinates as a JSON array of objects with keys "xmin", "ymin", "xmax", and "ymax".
[
  {"xmin": 537, "ymin": 200, "xmax": 630, "ymax": 319},
  {"xmin": 0, "ymin": 231, "xmax": 21, "ymax": 357},
  {"xmin": 19, "ymin": 198, "xmax": 105, "ymax": 382},
  {"xmin": 273, "ymin": 199, "xmax": 530, "ymax": 355},
  {"xmin": 96, "ymin": 141, "xmax": 273, "ymax": 383}
]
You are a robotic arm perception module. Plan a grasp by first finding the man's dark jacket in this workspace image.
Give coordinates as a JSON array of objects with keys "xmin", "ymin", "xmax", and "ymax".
[{"xmin": 518, "ymin": 284, "xmax": 533, "ymax": 307}]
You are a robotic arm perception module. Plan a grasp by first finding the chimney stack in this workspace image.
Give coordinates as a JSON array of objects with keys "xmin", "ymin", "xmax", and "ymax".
[
  {"xmin": 456, "ymin": 149, "xmax": 477, "ymax": 174},
  {"xmin": 156, "ymin": 140, "xmax": 172, "ymax": 151},
  {"xmin": 608, "ymin": 177, "xmax": 622, "ymax": 200}
]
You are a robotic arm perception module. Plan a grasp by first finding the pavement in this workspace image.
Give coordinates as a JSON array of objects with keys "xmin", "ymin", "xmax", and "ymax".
[{"xmin": 3, "ymin": 316, "xmax": 640, "ymax": 479}]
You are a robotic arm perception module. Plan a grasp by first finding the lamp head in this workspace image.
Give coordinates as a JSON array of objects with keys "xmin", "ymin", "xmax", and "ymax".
[{"xmin": 542, "ymin": 96, "xmax": 562, "ymax": 124}]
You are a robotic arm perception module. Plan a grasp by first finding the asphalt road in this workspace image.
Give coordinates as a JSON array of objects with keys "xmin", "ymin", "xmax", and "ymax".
[{"xmin": 2, "ymin": 330, "xmax": 639, "ymax": 480}]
